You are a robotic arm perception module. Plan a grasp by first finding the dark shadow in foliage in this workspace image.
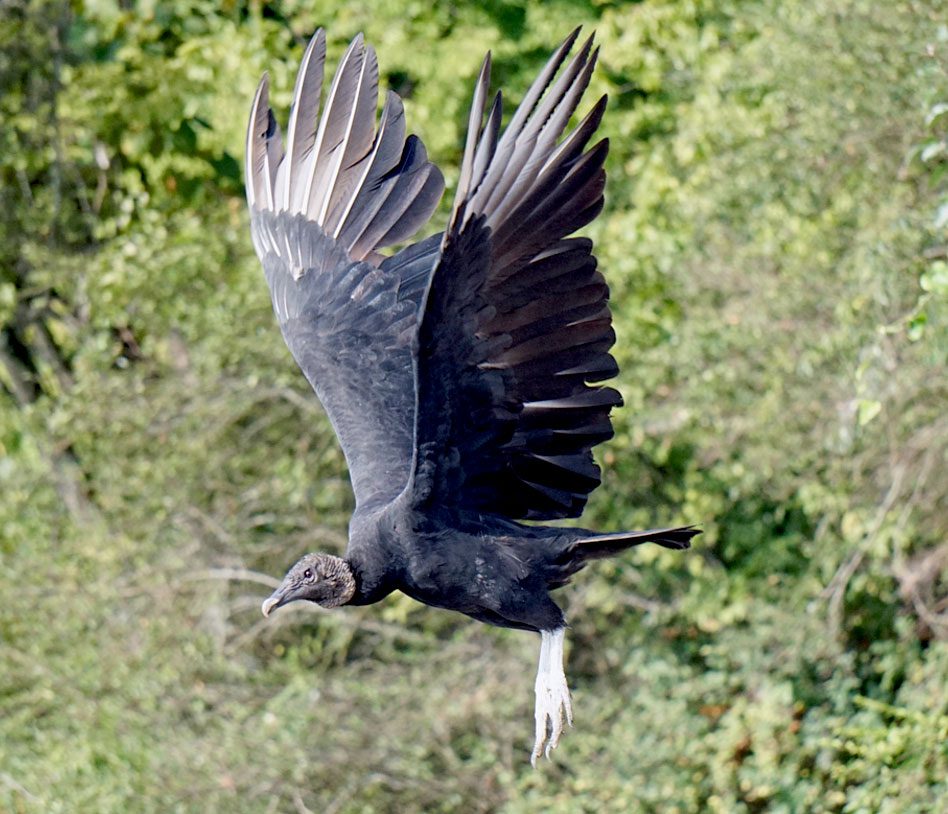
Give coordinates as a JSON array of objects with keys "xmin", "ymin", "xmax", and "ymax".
[
  {"xmin": 476, "ymin": 0, "xmax": 528, "ymax": 40},
  {"xmin": 715, "ymin": 496, "xmax": 813, "ymax": 579}
]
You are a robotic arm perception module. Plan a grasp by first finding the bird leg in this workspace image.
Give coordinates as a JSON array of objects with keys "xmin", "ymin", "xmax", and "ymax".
[{"xmin": 531, "ymin": 627, "xmax": 573, "ymax": 766}]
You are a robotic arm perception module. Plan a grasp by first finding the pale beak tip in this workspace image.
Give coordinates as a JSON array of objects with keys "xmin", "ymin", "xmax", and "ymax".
[{"xmin": 261, "ymin": 595, "xmax": 279, "ymax": 618}]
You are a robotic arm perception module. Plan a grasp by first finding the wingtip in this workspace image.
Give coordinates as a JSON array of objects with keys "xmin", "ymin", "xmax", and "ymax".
[
  {"xmin": 561, "ymin": 26, "xmax": 582, "ymax": 52},
  {"xmin": 304, "ymin": 27, "xmax": 327, "ymax": 56},
  {"xmin": 490, "ymin": 89, "xmax": 503, "ymax": 116},
  {"xmin": 252, "ymin": 72, "xmax": 271, "ymax": 112},
  {"xmin": 572, "ymin": 135, "xmax": 609, "ymax": 169},
  {"xmin": 347, "ymin": 31, "xmax": 366, "ymax": 53},
  {"xmin": 297, "ymin": 30, "xmax": 327, "ymax": 76},
  {"xmin": 577, "ymin": 33, "xmax": 596, "ymax": 63},
  {"xmin": 381, "ymin": 88, "xmax": 406, "ymax": 118},
  {"xmin": 479, "ymin": 50, "xmax": 493, "ymax": 84},
  {"xmin": 246, "ymin": 73, "xmax": 272, "ymax": 209}
]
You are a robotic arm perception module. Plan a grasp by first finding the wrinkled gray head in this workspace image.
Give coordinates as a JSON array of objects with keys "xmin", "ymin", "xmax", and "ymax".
[{"xmin": 261, "ymin": 553, "xmax": 356, "ymax": 616}]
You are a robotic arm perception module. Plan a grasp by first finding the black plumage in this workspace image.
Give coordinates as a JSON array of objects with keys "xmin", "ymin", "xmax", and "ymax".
[{"xmin": 247, "ymin": 28, "xmax": 700, "ymax": 765}]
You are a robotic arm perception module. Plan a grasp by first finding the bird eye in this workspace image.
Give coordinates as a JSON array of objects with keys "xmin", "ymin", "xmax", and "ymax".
[{"xmin": 303, "ymin": 569, "xmax": 313, "ymax": 580}]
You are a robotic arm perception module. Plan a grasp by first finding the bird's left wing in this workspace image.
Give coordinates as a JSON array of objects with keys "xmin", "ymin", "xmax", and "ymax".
[
  {"xmin": 247, "ymin": 30, "xmax": 444, "ymax": 510},
  {"xmin": 410, "ymin": 31, "xmax": 619, "ymax": 520}
]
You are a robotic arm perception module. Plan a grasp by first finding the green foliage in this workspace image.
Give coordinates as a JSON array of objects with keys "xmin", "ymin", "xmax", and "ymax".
[{"xmin": 1, "ymin": 0, "xmax": 946, "ymax": 811}]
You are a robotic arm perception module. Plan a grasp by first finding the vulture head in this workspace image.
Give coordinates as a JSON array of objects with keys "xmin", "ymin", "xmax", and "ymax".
[{"xmin": 261, "ymin": 553, "xmax": 356, "ymax": 616}]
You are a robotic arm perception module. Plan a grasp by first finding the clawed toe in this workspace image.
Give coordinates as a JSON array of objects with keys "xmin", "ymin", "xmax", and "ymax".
[
  {"xmin": 530, "ymin": 628, "xmax": 572, "ymax": 766},
  {"xmin": 531, "ymin": 682, "xmax": 572, "ymax": 765}
]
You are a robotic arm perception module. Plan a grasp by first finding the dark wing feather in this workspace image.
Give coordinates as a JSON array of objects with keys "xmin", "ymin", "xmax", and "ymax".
[
  {"xmin": 411, "ymin": 32, "xmax": 618, "ymax": 520},
  {"xmin": 246, "ymin": 31, "xmax": 444, "ymax": 509}
]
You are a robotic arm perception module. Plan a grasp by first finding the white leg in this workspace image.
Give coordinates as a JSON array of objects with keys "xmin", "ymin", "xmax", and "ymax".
[{"xmin": 531, "ymin": 627, "xmax": 573, "ymax": 766}]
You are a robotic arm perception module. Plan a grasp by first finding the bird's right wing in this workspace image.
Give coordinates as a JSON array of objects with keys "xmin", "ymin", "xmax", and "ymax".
[
  {"xmin": 246, "ymin": 31, "xmax": 444, "ymax": 510},
  {"xmin": 410, "ymin": 31, "xmax": 619, "ymax": 520}
]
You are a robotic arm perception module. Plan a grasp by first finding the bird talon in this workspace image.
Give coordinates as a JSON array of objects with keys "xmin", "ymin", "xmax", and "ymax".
[{"xmin": 531, "ymin": 628, "xmax": 572, "ymax": 765}]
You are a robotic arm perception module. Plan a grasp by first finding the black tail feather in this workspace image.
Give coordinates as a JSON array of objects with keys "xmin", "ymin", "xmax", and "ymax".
[{"xmin": 573, "ymin": 525, "xmax": 699, "ymax": 561}]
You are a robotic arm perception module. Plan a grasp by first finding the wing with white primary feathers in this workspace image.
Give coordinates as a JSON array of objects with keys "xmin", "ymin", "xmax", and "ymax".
[{"xmin": 245, "ymin": 30, "xmax": 444, "ymax": 509}]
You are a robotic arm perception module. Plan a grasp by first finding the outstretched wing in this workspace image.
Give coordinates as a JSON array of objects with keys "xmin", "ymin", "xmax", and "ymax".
[
  {"xmin": 411, "ymin": 30, "xmax": 619, "ymax": 520},
  {"xmin": 247, "ymin": 30, "xmax": 444, "ymax": 510}
]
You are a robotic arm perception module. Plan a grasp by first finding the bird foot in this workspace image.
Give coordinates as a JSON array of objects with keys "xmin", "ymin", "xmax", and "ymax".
[{"xmin": 531, "ymin": 628, "xmax": 572, "ymax": 767}]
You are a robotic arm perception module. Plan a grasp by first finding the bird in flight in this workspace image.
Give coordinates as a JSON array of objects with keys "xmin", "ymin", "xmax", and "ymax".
[{"xmin": 246, "ymin": 27, "xmax": 698, "ymax": 765}]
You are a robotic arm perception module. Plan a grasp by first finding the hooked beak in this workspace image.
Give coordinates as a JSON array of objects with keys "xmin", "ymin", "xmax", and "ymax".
[{"xmin": 261, "ymin": 586, "xmax": 289, "ymax": 618}]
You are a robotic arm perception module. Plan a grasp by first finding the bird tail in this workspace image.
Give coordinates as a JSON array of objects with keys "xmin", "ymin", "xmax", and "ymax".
[{"xmin": 573, "ymin": 525, "xmax": 699, "ymax": 561}]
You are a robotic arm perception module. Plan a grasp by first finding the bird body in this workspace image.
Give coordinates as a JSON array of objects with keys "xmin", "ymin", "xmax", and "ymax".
[
  {"xmin": 343, "ymin": 499, "xmax": 692, "ymax": 628},
  {"xmin": 246, "ymin": 27, "xmax": 699, "ymax": 764},
  {"xmin": 351, "ymin": 500, "xmax": 570, "ymax": 629}
]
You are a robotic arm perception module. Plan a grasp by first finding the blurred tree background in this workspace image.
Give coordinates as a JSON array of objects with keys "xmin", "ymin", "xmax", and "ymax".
[{"xmin": 1, "ymin": 0, "xmax": 946, "ymax": 811}]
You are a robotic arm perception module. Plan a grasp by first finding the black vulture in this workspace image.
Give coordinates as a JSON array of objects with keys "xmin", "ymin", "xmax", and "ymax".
[{"xmin": 247, "ymin": 28, "xmax": 699, "ymax": 765}]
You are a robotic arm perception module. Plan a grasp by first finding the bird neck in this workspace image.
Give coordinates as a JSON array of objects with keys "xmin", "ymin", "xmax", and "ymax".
[
  {"xmin": 343, "ymin": 549, "xmax": 399, "ymax": 606},
  {"xmin": 343, "ymin": 504, "xmax": 405, "ymax": 605},
  {"xmin": 319, "ymin": 554, "xmax": 357, "ymax": 607}
]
